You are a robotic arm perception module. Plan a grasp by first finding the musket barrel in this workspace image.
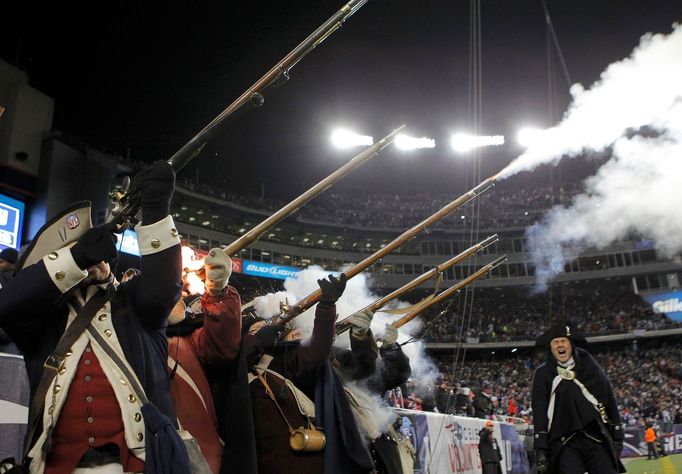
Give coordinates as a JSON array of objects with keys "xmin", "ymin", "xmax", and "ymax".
[
  {"xmin": 280, "ymin": 175, "xmax": 499, "ymax": 322},
  {"xmin": 168, "ymin": 0, "xmax": 370, "ymax": 172},
  {"xmin": 108, "ymin": 0, "xmax": 371, "ymax": 226},
  {"xmin": 222, "ymin": 125, "xmax": 405, "ymax": 257},
  {"xmin": 391, "ymin": 255, "xmax": 507, "ymax": 329},
  {"xmin": 334, "ymin": 234, "xmax": 499, "ymax": 335}
]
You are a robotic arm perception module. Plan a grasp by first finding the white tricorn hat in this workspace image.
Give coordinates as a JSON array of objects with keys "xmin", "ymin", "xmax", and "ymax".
[{"xmin": 16, "ymin": 201, "xmax": 93, "ymax": 271}]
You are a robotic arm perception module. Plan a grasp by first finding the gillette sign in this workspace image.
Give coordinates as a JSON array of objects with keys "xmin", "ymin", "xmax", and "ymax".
[
  {"xmin": 643, "ymin": 291, "xmax": 682, "ymax": 321},
  {"xmin": 242, "ymin": 260, "xmax": 300, "ymax": 280}
]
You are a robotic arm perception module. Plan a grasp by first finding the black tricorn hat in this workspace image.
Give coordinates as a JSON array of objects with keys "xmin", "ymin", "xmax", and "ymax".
[
  {"xmin": 535, "ymin": 321, "xmax": 587, "ymax": 349},
  {"xmin": 15, "ymin": 201, "xmax": 93, "ymax": 272}
]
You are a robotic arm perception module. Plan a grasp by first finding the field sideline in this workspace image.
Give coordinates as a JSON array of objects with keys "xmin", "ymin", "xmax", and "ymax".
[{"xmin": 624, "ymin": 454, "xmax": 682, "ymax": 473}]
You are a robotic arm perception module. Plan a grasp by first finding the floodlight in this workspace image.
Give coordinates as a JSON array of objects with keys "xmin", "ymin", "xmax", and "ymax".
[
  {"xmin": 517, "ymin": 127, "xmax": 545, "ymax": 148},
  {"xmin": 394, "ymin": 133, "xmax": 436, "ymax": 150},
  {"xmin": 331, "ymin": 128, "xmax": 374, "ymax": 149},
  {"xmin": 451, "ymin": 133, "xmax": 505, "ymax": 153}
]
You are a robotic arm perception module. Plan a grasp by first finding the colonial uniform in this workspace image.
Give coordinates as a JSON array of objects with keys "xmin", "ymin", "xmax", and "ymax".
[
  {"xmin": 532, "ymin": 324, "xmax": 625, "ymax": 474},
  {"xmin": 167, "ymin": 285, "xmax": 242, "ymax": 474},
  {"xmin": 0, "ymin": 215, "xmax": 182, "ymax": 473}
]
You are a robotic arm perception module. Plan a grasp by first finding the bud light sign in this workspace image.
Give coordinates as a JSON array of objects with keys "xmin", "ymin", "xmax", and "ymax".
[
  {"xmin": 643, "ymin": 290, "xmax": 682, "ymax": 321},
  {"xmin": 0, "ymin": 193, "xmax": 24, "ymax": 251},
  {"xmin": 242, "ymin": 260, "xmax": 300, "ymax": 280}
]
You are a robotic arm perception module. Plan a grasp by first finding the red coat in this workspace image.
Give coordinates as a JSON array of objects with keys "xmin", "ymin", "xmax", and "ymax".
[{"xmin": 168, "ymin": 285, "xmax": 242, "ymax": 474}]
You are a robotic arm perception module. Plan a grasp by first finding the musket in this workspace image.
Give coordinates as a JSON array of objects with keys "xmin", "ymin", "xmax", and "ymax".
[
  {"xmin": 391, "ymin": 255, "xmax": 508, "ymax": 329},
  {"xmin": 108, "ymin": 0, "xmax": 371, "ymax": 227},
  {"xmin": 277, "ymin": 175, "xmax": 498, "ymax": 323},
  {"xmin": 334, "ymin": 234, "xmax": 499, "ymax": 335},
  {"xmin": 222, "ymin": 125, "xmax": 405, "ymax": 257}
]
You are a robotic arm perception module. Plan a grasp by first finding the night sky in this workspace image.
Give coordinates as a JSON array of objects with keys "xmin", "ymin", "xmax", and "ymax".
[{"xmin": 3, "ymin": 0, "xmax": 681, "ymax": 199}]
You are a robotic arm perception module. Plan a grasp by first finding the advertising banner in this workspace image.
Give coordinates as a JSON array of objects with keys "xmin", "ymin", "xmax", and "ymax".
[
  {"xmin": 394, "ymin": 409, "xmax": 529, "ymax": 474},
  {"xmin": 241, "ymin": 260, "xmax": 300, "ymax": 280},
  {"xmin": 642, "ymin": 290, "xmax": 682, "ymax": 321},
  {"xmin": 0, "ymin": 193, "xmax": 24, "ymax": 250}
]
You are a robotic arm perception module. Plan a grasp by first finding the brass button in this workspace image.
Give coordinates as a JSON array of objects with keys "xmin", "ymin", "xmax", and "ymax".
[
  {"xmin": 170, "ymin": 228, "xmax": 178, "ymax": 237},
  {"xmin": 47, "ymin": 406, "xmax": 55, "ymax": 415},
  {"xmin": 48, "ymin": 252, "xmax": 59, "ymax": 260},
  {"xmin": 85, "ymin": 375, "xmax": 92, "ymax": 382},
  {"xmin": 209, "ymin": 250, "xmax": 216, "ymax": 257},
  {"xmin": 55, "ymin": 271, "xmax": 65, "ymax": 281},
  {"xmin": 104, "ymin": 329, "xmax": 113, "ymax": 337},
  {"xmin": 88, "ymin": 437, "xmax": 95, "ymax": 444},
  {"xmin": 120, "ymin": 379, "xmax": 127, "ymax": 385},
  {"xmin": 86, "ymin": 396, "xmax": 93, "ymax": 403},
  {"xmin": 98, "ymin": 314, "xmax": 107, "ymax": 321},
  {"xmin": 87, "ymin": 416, "xmax": 94, "ymax": 423},
  {"xmin": 151, "ymin": 238, "xmax": 161, "ymax": 249},
  {"xmin": 136, "ymin": 433, "xmax": 144, "ymax": 442},
  {"xmin": 134, "ymin": 413, "xmax": 142, "ymax": 422},
  {"xmin": 54, "ymin": 384, "xmax": 61, "ymax": 393},
  {"xmin": 128, "ymin": 394, "xmax": 137, "ymax": 403},
  {"xmin": 85, "ymin": 346, "xmax": 92, "ymax": 352},
  {"xmin": 59, "ymin": 367, "xmax": 67, "ymax": 375}
]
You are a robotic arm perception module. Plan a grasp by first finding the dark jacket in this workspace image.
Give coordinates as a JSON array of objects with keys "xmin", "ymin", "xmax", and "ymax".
[
  {"xmin": 531, "ymin": 346, "xmax": 625, "ymax": 472},
  {"xmin": 478, "ymin": 428, "xmax": 502, "ymax": 464},
  {"xmin": 0, "ymin": 245, "xmax": 182, "ymax": 454},
  {"xmin": 366, "ymin": 343, "xmax": 411, "ymax": 395},
  {"xmin": 474, "ymin": 391, "xmax": 494, "ymax": 419}
]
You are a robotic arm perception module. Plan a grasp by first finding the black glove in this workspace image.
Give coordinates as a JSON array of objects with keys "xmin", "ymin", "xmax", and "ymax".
[
  {"xmin": 318, "ymin": 273, "xmax": 348, "ymax": 306},
  {"xmin": 536, "ymin": 449, "xmax": 548, "ymax": 474},
  {"xmin": 254, "ymin": 324, "xmax": 286, "ymax": 349},
  {"xmin": 70, "ymin": 226, "xmax": 118, "ymax": 269},
  {"xmin": 131, "ymin": 160, "xmax": 175, "ymax": 224}
]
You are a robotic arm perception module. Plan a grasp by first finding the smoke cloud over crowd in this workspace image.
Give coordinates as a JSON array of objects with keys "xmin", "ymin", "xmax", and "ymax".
[{"xmin": 497, "ymin": 24, "xmax": 682, "ymax": 288}]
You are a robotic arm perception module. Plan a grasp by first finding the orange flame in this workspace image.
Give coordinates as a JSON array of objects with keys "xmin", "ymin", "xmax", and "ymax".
[
  {"xmin": 181, "ymin": 246, "xmax": 206, "ymax": 295},
  {"xmin": 185, "ymin": 271, "xmax": 206, "ymax": 296},
  {"xmin": 181, "ymin": 246, "xmax": 205, "ymax": 272}
]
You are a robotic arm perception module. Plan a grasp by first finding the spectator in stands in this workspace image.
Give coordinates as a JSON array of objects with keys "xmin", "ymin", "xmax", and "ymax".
[
  {"xmin": 474, "ymin": 383, "xmax": 494, "ymax": 419},
  {"xmin": 532, "ymin": 323, "xmax": 625, "ymax": 474}
]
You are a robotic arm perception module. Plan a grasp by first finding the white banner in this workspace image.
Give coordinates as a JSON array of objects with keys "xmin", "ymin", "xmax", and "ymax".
[{"xmin": 394, "ymin": 409, "xmax": 530, "ymax": 474}]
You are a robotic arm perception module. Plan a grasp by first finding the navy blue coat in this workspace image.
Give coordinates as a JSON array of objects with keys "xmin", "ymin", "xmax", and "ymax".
[{"xmin": 0, "ymin": 245, "xmax": 182, "ymax": 443}]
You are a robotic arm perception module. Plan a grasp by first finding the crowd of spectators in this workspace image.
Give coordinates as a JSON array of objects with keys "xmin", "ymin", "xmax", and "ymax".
[
  {"xmin": 177, "ymin": 177, "xmax": 584, "ymax": 230},
  {"xmin": 421, "ymin": 287, "xmax": 678, "ymax": 343},
  {"xmin": 395, "ymin": 339, "xmax": 682, "ymax": 429}
]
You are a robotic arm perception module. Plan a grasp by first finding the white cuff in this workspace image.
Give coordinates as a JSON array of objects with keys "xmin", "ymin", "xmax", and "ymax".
[
  {"xmin": 135, "ymin": 215, "xmax": 181, "ymax": 255},
  {"xmin": 43, "ymin": 247, "xmax": 88, "ymax": 293}
]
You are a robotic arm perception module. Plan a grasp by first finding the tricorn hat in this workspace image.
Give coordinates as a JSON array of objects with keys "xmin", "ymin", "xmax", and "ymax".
[
  {"xmin": 535, "ymin": 321, "xmax": 587, "ymax": 349},
  {"xmin": 15, "ymin": 201, "xmax": 93, "ymax": 271}
]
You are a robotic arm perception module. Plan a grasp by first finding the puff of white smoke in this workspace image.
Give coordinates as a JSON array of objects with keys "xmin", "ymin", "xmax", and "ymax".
[
  {"xmin": 344, "ymin": 381, "xmax": 398, "ymax": 440},
  {"xmin": 250, "ymin": 265, "xmax": 441, "ymax": 384},
  {"xmin": 499, "ymin": 24, "xmax": 682, "ymax": 179},
  {"xmin": 528, "ymin": 130, "xmax": 682, "ymax": 288},
  {"xmin": 494, "ymin": 24, "xmax": 682, "ymax": 287}
]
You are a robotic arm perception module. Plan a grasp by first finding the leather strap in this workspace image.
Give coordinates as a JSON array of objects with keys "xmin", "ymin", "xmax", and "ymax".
[{"xmin": 24, "ymin": 290, "xmax": 108, "ymax": 458}]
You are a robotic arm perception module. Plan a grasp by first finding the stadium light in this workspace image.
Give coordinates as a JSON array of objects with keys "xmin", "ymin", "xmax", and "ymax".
[
  {"xmin": 394, "ymin": 133, "xmax": 436, "ymax": 151},
  {"xmin": 517, "ymin": 126, "xmax": 546, "ymax": 148},
  {"xmin": 331, "ymin": 128, "xmax": 374, "ymax": 149},
  {"xmin": 450, "ymin": 133, "xmax": 505, "ymax": 154}
]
